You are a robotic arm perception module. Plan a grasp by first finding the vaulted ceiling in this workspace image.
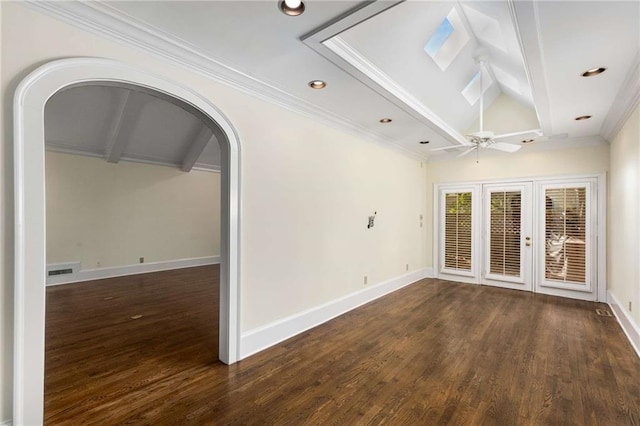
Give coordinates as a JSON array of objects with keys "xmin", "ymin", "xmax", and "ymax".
[
  {"xmin": 46, "ymin": 84, "xmax": 222, "ymax": 171},
  {"xmin": 39, "ymin": 0, "xmax": 639, "ymax": 169}
]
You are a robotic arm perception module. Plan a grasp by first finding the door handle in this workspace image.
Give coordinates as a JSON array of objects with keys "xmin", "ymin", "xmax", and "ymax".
[{"xmin": 526, "ymin": 236, "xmax": 531, "ymax": 246}]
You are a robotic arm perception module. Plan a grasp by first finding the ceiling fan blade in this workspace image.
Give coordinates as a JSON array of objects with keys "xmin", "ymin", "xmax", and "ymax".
[
  {"xmin": 430, "ymin": 145, "xmax": 466, "ymax": 152},
  {"xmin": 457, "ymin": 147, "xmax": 477, "ymax": 158},
  {"xmin": 492, "ymin": 129, "xmax": 543, "ymax": 140},
  {"xmin": 487, "ymin": 142, "xmax": 521, "ymax": 153}
]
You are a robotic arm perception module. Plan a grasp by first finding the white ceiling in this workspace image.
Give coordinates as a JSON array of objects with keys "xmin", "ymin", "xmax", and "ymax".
[
  {"xmin": 333, "ymin": 1, "xmax": 534, "ymax": 132},
  {"xmin": 514, "ymin": 0, "xmax": 640, "ymax": 138},
  {"xmin": 45, "ymin": 85, "xmax": 221, "ymax": 171},
  {"xmin": 40, "ymin": 0, "xmax": 639, "ymax": 167}
]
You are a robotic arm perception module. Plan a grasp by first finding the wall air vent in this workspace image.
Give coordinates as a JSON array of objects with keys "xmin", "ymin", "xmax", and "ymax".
[
  {"xmin": 46, "ymin": 261, "xmax": 81, "ymax": 285},
  {"xmin": 48, "ymin": 268, "xmax": 73, "ymax": 276}
]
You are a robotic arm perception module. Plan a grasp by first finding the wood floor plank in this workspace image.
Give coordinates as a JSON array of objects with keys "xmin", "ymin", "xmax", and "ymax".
[{"xmin": 45, "ymin": 269, "xmax": 640, "ymax": 424}]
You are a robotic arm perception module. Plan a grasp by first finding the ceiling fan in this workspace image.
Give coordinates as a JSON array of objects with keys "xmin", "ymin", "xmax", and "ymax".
[{"xmin": 431, "ymin": 57, "xmax": 541, "ymax": 158}]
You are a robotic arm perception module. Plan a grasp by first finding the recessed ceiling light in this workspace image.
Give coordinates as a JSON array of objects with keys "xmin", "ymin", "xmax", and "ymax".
[
  {"xmin": 379, "ymin": 118, "xmax": 392, "ymax": 123},
  {"xmin": 308, "ymin": 80, "xmax": 326, "ymax": 89},
  {"xmin": 279, "ymin": 0, "xmax": 305, "ymax": 16},
  {"xmin": 419, "ymin": 140, "xmax": 430, "ymax": 144},
  {"xmin": 521, "ymin": 139, "xmax": 535, "ymax": 144},
  {"xmin": 581, "ymin": 67, "xmax": 607, "ymax": 77},
  {"xmin": 575, "ymin": 115, "xmax": 592, "ymax": 121}
]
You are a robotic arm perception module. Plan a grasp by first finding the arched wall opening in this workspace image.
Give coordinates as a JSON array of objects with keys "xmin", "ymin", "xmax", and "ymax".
[{"xmin": 13, "ymin": 58, "xmax": 241, "ymax": 425}]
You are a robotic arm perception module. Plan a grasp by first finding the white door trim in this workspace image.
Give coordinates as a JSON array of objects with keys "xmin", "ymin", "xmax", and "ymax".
[
  {"xmin": 433, "ymin": 173, "xmax": 606, "ymax": 302},
  {"xmin": 434, "ymin": 184, "xmax": 482, "ymax": 284},
  {"xmin": 534, "ymin": 178, "xmax": 598, "ymax": 301},
  {"xmin": 13, "ymin": 58, "xmax": 242, "ymax": 425},
  {"xmin": 481, "ymin": 182, "xmax": 533, "ymax": 291}
]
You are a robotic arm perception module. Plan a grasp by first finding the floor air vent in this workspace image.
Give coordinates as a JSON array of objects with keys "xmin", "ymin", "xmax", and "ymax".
[{"xmin": 595, "ymin": 308, "xmax": 612, "ymax": 317}]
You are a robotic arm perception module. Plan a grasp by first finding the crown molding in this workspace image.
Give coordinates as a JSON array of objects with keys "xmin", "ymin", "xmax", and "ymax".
[
  {"xmin": 426, "ymin": 134, "xmax": 608, "ymax": 163},
  {"xmin": 46, "ymin": 143, "xmax": 221, "ymax": 173},
  {"xmin": 23, "ymin": 0, "xmax": 425, "ymax": 161},
  {"xmin": 601, "ymin": 52, "xmax": 640, "ymax": 142}
]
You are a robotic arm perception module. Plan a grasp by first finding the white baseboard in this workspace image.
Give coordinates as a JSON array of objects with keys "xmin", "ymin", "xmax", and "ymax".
[
  {"xmin": 240, "ymin": 268, "xmax": 429, "ymax": 359},
  {"xmin": 424, "ymin": 267, "xmax": 434, "ymax": 278},
  {"xmin": 46, "ymin": 255, "xmax": 220, "ymax": 286},
  {"xmin": 608, "ymin": 290, "xmax": 640, "ymax": 358},
  {"xmin": 0, "ymin": 419, "xmax": 13, "ymax": 426}
]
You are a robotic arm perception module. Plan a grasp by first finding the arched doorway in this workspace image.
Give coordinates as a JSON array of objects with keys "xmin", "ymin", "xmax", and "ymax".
[{"xmin": 13, "ymin": 58, "xmax": 241, "ymax": 425}]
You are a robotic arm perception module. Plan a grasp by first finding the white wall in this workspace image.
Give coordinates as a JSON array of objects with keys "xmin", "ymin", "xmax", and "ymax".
[
  {"xmin": 0, "ymin": 3, "xmax": 428, "ymax": 421},
  {"xmin": 46, "ymin": 151, "xmax": 221, "ymax": 270},
  {"xmin": 467, "ymin": 93, "xmax": 540, "ymax": 134},
  {"xmin": 608, "ymin": 104, "xmax": 640, "ymax": 326},
  {"xmin": 425, "ymin": 144, "xmax": 610, "ymax": 266},
  {"xmin": 242, "ymin": 132, "xmax": 427, "ymax": 329}
]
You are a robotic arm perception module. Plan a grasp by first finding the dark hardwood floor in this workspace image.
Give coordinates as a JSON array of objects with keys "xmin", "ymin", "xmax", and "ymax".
[
  {"xmin": 45, "ymin": 265, "xmax": 220, "ymax": 424},
  {"xmin": 45, "ymin": 267, "xmax": 640, "ymax": 425}
]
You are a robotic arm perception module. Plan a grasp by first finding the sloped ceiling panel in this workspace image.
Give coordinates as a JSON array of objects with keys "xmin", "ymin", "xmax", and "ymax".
[{"xmin": 44, "ymin": 85, "xmax": 222, "ymax": 171}]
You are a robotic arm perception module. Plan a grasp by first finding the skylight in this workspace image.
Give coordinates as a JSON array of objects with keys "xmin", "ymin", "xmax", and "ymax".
[
  {"xmin": 462, "ymin": 68, "xmax": 493, "ymax": 105},
  {"xmin": 424, "ymin": 18, "xmax": 454, "ymax": 58},
  {"xmin": 423, "ymin": 8, "xmax": 470, "ymax": 71}
]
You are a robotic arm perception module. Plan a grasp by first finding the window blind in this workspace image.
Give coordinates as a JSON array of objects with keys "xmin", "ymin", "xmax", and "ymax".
[
  {"xmin": 489, "ymin": 191, "xmax": 521, "ymax": 277},
  {"xmin": 545, "ymin": 187, "xmax": 586, "ymax": 284},
  {"xmin": 444, "ymin": 192, "xmax": 472, "ymax": 271}
]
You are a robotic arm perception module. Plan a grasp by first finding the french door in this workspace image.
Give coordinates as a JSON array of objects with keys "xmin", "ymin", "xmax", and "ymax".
[
  {"xmin": 535, "ymin": 179, "xmax": 597, "ymax": 300},
  {"xmin": 481, "ymin": 183, "xmax": 532, "ymax": 291},
  {"xmin": 435, "ymin": 177, "xmax": 599, "ymax": 301}
]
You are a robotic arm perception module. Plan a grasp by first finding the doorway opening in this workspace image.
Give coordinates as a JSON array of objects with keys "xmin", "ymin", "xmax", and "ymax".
[
  {"xmin": 13, "ymin": 58, "xmax": 241, "ymax": 425},
  {"xmin": 43, "ymin": 81, "xmax": 225, "ymax": 422}
]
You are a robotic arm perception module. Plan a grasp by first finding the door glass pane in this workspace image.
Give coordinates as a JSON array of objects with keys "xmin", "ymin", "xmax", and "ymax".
[
  {"xmin": 444, "ymin": 192, "xmax": 472, "ymax": 271},
  {"xmin": 489, "ymin": 191, "xmax": 521, "ymax": 277},
  {"xmin": 545, "ymin": 187, "xmax": 586, "ymax": 284}
]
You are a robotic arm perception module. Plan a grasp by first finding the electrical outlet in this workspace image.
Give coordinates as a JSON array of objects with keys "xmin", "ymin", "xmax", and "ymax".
[
  {"xmin": 406, "ymin": 263, "xmax": 409, "ymax": 271},
  {"xmin": 364, "ymin": 275, "xmax": 368, "ymax": 285},
  {"xmin": 629, "ymin": 301, "xmax": 632, "ymax": 312},
  {"xmin": 139, "ymin": 257, "xmax": 145, "ymax": 264}
]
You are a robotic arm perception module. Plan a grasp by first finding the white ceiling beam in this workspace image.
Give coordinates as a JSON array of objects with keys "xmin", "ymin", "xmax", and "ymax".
[
  {"xmin": 105, "ymin": 90, "xmax": 147, "ymax": 163},
  {"xmin": 507, "ymin": 0, "xmax": 554, "ymax": 136},
  {"xmin": 181, "ymin": 124, "xmax": 217, "ymax": 172}
]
